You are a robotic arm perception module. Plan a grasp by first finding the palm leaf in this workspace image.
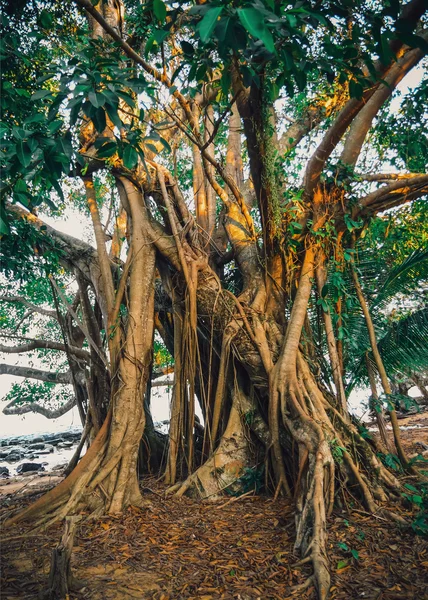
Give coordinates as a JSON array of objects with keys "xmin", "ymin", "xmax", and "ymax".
[{"xmin": 372, "ymin": 248, "xmax": 428, "ymax": 309}]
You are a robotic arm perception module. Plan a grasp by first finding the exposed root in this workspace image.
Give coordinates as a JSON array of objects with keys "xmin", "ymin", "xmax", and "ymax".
[
  {"xmin": 290, "ymin": 576, "xmax": 314, "ymax": 594},
  {"xmin": 174, "ymin": 394, "xmax": 253, "ymax": 499}
]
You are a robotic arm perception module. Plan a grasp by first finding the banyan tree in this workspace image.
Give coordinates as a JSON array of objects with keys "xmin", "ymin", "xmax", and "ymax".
[{"xmin": 1, "ymin": 0, "xmax": 428, "ymax": 597}]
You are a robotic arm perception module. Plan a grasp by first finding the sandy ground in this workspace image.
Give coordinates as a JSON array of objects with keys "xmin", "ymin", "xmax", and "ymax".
[{"xmin": 0, "ymin": 473, "xmax": 64, "ymax": 496}]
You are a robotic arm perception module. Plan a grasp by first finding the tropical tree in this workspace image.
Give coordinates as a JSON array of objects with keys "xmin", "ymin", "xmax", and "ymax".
[{"xmin": 2, "ymin": 0, "xmax": 428, "ymax": 597}]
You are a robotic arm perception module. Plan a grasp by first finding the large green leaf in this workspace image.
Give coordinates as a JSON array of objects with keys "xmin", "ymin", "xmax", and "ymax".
[
  {"xmin": 123, "ymin": 144, "xmax": 138, "ymax": 170},
  {"xmin": 153, "ymin": 0, "xmax": 167, "ymax": 22},
  {"xmin": 237, "ymin": 8, "xmax": 275, "ymax": 54},
  {"xmin": 197, "ymin": 7, "xmax": 223, "ymax": 43},
  {"xmin": 17, "ymin": 141, "xmax": 32, "ymax": 168}
]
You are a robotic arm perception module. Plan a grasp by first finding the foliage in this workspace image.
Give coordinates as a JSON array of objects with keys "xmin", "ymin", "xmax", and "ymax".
[
  {"xmin": 402, "ymin": 482, "xmax": 428, "ymax": 537},
  {"xmin": 3, "ymin": 379, "xmax": 74, "ymax": 410}
]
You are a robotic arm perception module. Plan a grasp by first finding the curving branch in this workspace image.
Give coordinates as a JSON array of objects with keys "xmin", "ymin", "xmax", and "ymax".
[
  {"xmin": 358, "ymin": 175, "xmax": 428, "ymax": 213},
  {"xmin": 3, "ymin": 396, "xmax": 76, "ymax": 419},
  {"xmin": 303, "ymin": 1, "xmax": 427, "ymax": 198},
  {"xmin": 357, "ymin": 172, "xmax": 427, "ymax": 182},
  {"xmin": 340, "ymin": 42, "xmax": 426, "ymax": 168},
  {"xmin": 0, "ymin": 295, "xmax": 58, "ymax": 320},
  {"xmin": 7, "ymin": 204, "xmax": 96, "ymax": 262},
  {"xmin": 0, "ymin": 338, "xmax": 90, "ymax": 361},
  {"xmin": 278, "ymin": 98, "xmax": 343, "ymax": 155},
  {"xmin": 0, "ymin": 363, "xmax": 73, "ymax": 384}
]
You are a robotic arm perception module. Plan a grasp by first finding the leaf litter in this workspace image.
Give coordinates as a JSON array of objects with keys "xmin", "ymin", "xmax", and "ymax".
[{"xmin": 1, "ymin": 412, "xmax": 428, "ymax": 600}]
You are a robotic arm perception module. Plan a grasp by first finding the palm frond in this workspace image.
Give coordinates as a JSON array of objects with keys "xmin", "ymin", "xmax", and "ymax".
[
  {"xmin": 347, "ymin": 307, "xmax": 428, "ymax": 392},
  {"xmin": 373, "ymin": 248, "xmax": 428, "ymax": 309}
]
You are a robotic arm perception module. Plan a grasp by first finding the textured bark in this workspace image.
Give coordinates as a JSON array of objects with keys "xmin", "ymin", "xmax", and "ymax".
[{"xmin": 44, "ymin": 516, "xmax": 81, "ymax": 599}]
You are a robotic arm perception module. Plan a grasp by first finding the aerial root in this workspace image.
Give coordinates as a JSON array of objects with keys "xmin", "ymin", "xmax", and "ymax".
[
  {"xmin": 273, "ymin": 477, "xmax": 291, "ymax": 500},
  {"xmin": 165, "ymin": 482, "xmax": 182, "ymax": 495},
  {"xmin": 290, "ymin": 576, "xmax": 314, "ymax": 594}
]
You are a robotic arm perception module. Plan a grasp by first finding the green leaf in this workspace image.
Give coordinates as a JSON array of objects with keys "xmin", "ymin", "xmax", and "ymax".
[
  {"xmin": 337, "ymin": 559, "xmax": 348, "ymax": 569},
  {"xmin": 97, "ymin": 141, "xmax": 117, "ymax": 158},
  {"xmin": 92, "ymin": 108, "xmax": 106, "ymax": 132},
  {"xmin": 88, "ymin": 90, "xmax": 106, "ymax": 108},
  {"xmin": 17, "ymin": 141, "xmax": 32, "ymax": 168},
  {"xmin": 351, "ymin": 549, "xmax": 359, "ymax": 560},
  {"xmin": 349, "ymin": 79, "xmax": 364, "ymax": 100},
  {"xmin": 397, "ymin": 33, "xmax": 428, "ymax": 53},
  {"xmin": 237, "ymin": 8, "xmax": 275, "ymax": 54},
  {"xmin": 159, "ymin": 136, "xmax": 171, "ymax": 153},
  {"xmin": 145, "ymin": 142, "xmax": 159, "ymax": 154},
  {"xmin": 123, "ymin": 144, "xmax": 138, "ymax": 170},
  {"xmin": 198, "ymin": 7, "xmax": 223, "ymax": 43},
  {"xmin": 404, "ymin": 483, "xmax": 419, "ymax": 492},
  {"xmin": 24, "ymin": 114, "xmax": 46, "ymax": 125},
  {"xmin": 39, "ymin": 9, "xmax": 53, "ymax": 29},
  {"xmin": 31, "ymin": 90, "xmax": 53, "ymax": 101},
  {"xmin": 116, "ymin": 90, "xmax": 135, "ymax": 108},
  {"xmin": 14, "ymin": 179, "xmax": 28, "ymax": 194},
  {"xmin": 105, "ymin": 104, "xmax": 123, "ymax": 130},
  {"xmin": 180, "ymin": 40, "xmax": 194, "ymax": 56},
  {"xmin": 48, "ymin": 120, "xmax": 63, "ymax": 135},
  {"xmin": 153, "ymin": 0, "xmax": 167, "ymax": 22}
]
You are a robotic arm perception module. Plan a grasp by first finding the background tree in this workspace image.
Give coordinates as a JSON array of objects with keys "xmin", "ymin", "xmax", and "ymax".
[{"xmin": 1, "ymin": 1, "xmax": 427, "ymax": 597}]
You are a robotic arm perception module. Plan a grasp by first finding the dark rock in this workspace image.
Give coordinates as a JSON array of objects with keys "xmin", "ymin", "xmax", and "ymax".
[
  {"xmin": 32, "ymin": 436, "xmax": 45, "ymax": 443},
  {"xmin": 50, "ymin": 438, "xmax": 65, "ymax": 446},
  {"xmin": 36, "ymin": 445, "xmax": 55, "ymax": 454},
  {"xmin": 0, "ymin": 466, "xmax": 10, "ymax": 477},
  {"xmin": 16, "ymin": 462, "xmax": 45, "ymax": 474},
  {"xmin": 0, "ymin": 450, "xmax": 9, "ymax": 459},
  {"xmin": 52, "ymin": 463, "xmax": 67, "ymax": 471},
  {"xmin": 29, "ymin": 443, "xmax": 46, "ymax": 451},
  {"xmin": 5, "ymin": 453, "xmax": 22, "ymax": 463},
  {"xmin": 57, "ymin": 441, "xmax": 74, "ymax": 449}
]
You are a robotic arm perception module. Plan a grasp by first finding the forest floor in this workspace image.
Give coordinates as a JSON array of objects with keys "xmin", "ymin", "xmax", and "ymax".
[{"xmin": 1, "ymin": 412, "xmax": 427, "ymax": 600}]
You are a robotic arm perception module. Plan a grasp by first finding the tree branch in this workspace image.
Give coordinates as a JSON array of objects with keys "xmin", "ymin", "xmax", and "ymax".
[
  {"xmin": 278, "ymin": 99, "xmax": 342, "ymax": 155},
  {"xmin": 341, "ymin": 42, "xmax": 426, "ymax": 167},
  {"xmin": 303, "ymin": 2, "xmax": 428, "ymax": 198},
  {"xmin": 0, "ymin": 338, "xmax": 89, "ymax": 361},
  {"xmin": 358, "ymin": 175, "xmax": 428, "ymax": 208},
  {"xmin": 0, "ymin": 295, "xmax": 58, "ymax": 320},
  {"xmin": 0, "ymin": 363, "xmax": 73, "ymax": 384},
  {"xmin": 357, "ymin": 172, "xmax": 427, "ymax": 182},
  {"xmin": 3, "ymin": 396, "xmax": 76, "ymax": 418}
]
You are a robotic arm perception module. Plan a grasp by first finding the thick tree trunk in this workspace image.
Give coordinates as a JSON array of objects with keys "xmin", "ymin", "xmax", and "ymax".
[{"xmin": 5, "ymin": 187, "xmax": 156, "ymax": 527}]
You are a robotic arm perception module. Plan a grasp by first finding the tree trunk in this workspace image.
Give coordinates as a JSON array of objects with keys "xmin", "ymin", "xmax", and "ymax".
[{"xmin": 5, "ymin": 186, "xmax": 156, "ymax": 527}]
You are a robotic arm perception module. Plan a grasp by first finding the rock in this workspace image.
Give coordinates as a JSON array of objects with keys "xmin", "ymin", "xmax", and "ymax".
[
  {"xmin": 0, "ymin": 450, "xmax": 10, "ymax": 459},
  {"xmin": 50, "ymin": 438, "xmax": 65, "ymax": 447},
  {"xmin": 52, "ymin": 463, "xmax": 68, "ymax": 471},
  {"xmin": 32, "ymin": 436, "xmax": 45, "ymax": 443},
  {"xmin": 29, "ymin": 442, "xmax": 46, "ymax": 451},
  {"xmin": 57, "ymin": 441, "xmax": 74, "ymax": 449},
  {"xmin": 0, "ymin": 466, "xmax": 10, "ymax": 477},
  {"xmin": 16, "ymin": 462, "xmax": 45, "ymax": 474},
  {"xmin": 36, "ymin": 445, "xmax": 55, "ymax": 454},
  {"xmin": 5, "ymin": 453, "xmax": 22, "ymax": 463}
]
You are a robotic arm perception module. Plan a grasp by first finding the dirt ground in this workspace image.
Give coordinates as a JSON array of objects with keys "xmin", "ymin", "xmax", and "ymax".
[{"xmin": 1, "ymin": 412, "xmax": 427, "ymax": 600}]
